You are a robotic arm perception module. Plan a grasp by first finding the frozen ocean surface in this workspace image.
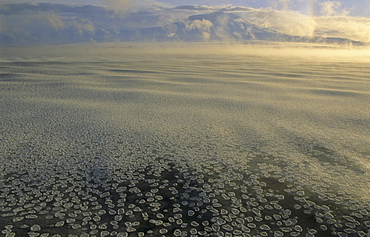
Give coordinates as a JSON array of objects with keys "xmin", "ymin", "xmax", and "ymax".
[{"xmin": 1, "ymin": 43, "xmax": 370, "ymax": 236}]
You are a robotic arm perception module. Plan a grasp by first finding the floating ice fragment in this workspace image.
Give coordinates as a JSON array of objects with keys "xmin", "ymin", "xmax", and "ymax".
[
  {"xmin": 337, "ymin": 232, "xmax": 348, "ymax": 237},
  {"xmin": 343, "ymin": 215, "xmax": 356, "ymax": 222},
  {"xmin": 126, "ymin": 227, "xmax": 136, "ymax": 232},
  {"xmin": 55, "ymin": 221, "xmax": 64, "ymax": 227},
  {"xmin": 25, "ymin": 215, "xmax": 38, "ymax": 219},
  {"xmin": 260, "ymin": 224, "xmax": 271, "ymax": 231},
  {"xmin": 222, "ymin": 224, "xmax": 234, "ymax": 231},
  {"xmin": 344, "ymin": 228, "xmax": 356, "ymax": 234},
  {"xmin": 201, "ymin": 220, "xmax": 209, "ymax": 226},
  {"xmin": 247, "ymin": 223, "xmax": 256, "ymax": 228},
  {"xmin": 190, "ymin": 228, "xmax": 198, "ymax": 234},
  {"xmin": 174, "ymin": 213, "xmax": 182, "ymax": 219},
  {"xmin": 98, "ymin": 210, "xmax": 107, "ymax": 215},
  {"xmin": 30, "ymin": 225, "xmax": 41, "ymax": 232},
  {"xmin": 320, "ymin": 225, "xmax": 328, "ymax": 231},
  {"xmin": 280, "ymin": 227, "xmax": 292, "ymax": 232},
  {"xmin": 12, "ymin": 217, "xmax": 24, "ymax": 222},
  {"xmin": 117, "ymin": 232, "xmax": 128, "ymax": 237},
  {"xmin": 110, "ymin": 220, "xmax": 118, "ymax": 226},
  {"xmin": 173, "ymin": 229, "xmax": 182, "ymax": 236},
  {"xmin": 159, "ymin": 229, "xmax": 168, "ymax": 234},
  {"xmin": 101, "ymin": 231, "xmax": 110, "ymax": 237},
  {"xmin": 188, "ymin": 210, "xmax": 195, "ymax": 216},
  {"xmin": 93, "ymin": 216, "xmax": 101, "ymax": 222},
  {"xmin": 72, "ymin": 224, "xmax": 81, "ymax": 229},
  {"xmin": 255, "ymin": 217, "xmax": 263, "ymax": 222},
  {"xmin": 217, "ymin": 219, "xmax": 227, "ymax": 225},
  {"xmin": 265, "ymin": 215, "xmax": 273, "ymax": 221},
  {"xmin": 252, "ymin": 208, "xmax": 261, "ymax": 216}
]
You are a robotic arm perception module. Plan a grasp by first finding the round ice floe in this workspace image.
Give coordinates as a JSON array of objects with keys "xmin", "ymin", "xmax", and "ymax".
[
  {"xmin": 344, "ymin": 228, "xmax": 356, "ymax": 234},
  {"xmin": 319, "ymin": 224, "xmax": 328, "ymax": 231},
  {"xmin": 260, "ymin": 224, "xmax": 271, "ymax": 231},
  {"xmin": 173, "ymin": 229, "xmax": 182, "ymax": 236},
  {"xmin": 247, "ymin": 223, "xmax": 256, "ymax": 228},
  {"xmin": 12, "ymin": 217, "xmax": 24, "ymax": 223},
  {"xmin": 217, "ymin": 218, "xmax": 226, "ymax": 225},
  {"xmin": 30, "ymin": 225, "xmax": 41, "ymax": 232},
  {"xmin": 274, "ymin": 230, "xmax": 284, "ymax": 237},
  {"xmin": 55, "ymin": 221, "xmax": 65, "ymax": 227},
  {"xmin": 308, "ymin": 229, "xmax": 318, "ymax": 235},
  {"xmin": 159, "ymin": 228, "xmax": 168, "ymax": 234},
  {"xmin": 25, "ymin": 215, "xmax": 38, "ymax": 219},
  {"xmin": 110, "ymin": 220, "xmax": 118, "ymax": 226},
  {"xmin": 222, "ymin": 224, "xmax": 233, "ymax": 231},
  {"xmin": 93, "ymin": 216, "xmax": 101, "ymax": 222},
  {"xmin": 337, "ymin": 232, "xmax": 348, "ymax": 237},
  {"xmin": 280, "ymin": 227, "xmax": 292, "ymax": 232}
]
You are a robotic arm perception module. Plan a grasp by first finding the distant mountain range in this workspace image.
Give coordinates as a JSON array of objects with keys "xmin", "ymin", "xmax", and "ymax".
[{"xmin": 0, "ymin": 3, "xmax": 365, "ymax": 46}]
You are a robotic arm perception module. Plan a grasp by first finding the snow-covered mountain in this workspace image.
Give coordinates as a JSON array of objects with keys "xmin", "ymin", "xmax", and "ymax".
[{"xmin": 0, "ymin": 3, "xmax": 365, "ymax": 45}]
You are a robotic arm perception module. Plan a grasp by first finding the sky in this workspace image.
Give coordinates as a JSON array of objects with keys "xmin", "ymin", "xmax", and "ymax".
[
  {"xmin": 1, "ymin": 0, "xmax": 369, "ymax": 16},
  {"xmin": 1, "ymin": 0, "xmax": 370, "ymax": 45},
  {"xmin": 161, "ymin": 0, "xmax": 369, "ymax": 16}
]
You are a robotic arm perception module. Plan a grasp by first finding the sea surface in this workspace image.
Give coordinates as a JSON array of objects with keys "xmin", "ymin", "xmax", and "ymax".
[{"xmin": 1, "ymin": 43, "xmax": 370, "ymax": 236}]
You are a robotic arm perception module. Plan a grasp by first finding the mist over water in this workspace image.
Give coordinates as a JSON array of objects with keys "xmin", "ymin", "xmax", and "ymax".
[{"xmin": 1, "ymin": 43, "xmax": 369, "ymax": 236}]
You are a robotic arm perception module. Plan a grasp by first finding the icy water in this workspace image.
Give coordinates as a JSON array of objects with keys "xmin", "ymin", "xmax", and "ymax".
[{"xmin": 1, "ymin": 43, "xmax": 370, "ymax": 236}]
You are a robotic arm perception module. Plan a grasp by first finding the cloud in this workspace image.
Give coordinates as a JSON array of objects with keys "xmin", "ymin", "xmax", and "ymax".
[
  {"xmin": 314, "ymin": 16, "xmax": 370, "ymax": 42},
  {"xmin": 186, "ymin": 19, "xmax": 213, "ymax": 32},
  {"xmin": 243, "ymin": 8, "xmax": 370, "ymax": 42},
  {"xmin": 320, "ymin": 1, "xmax": 348, "ymax": 16},
  {"xmin": 1, "ymin": 13, "xmax": 64, "ymax": 44},
  {"xmin": 174, "ymin": 5, "xmax": 217, "ymax": 11},
  {"xmin": 268, "ymin": 0, "xmax": 291, "ymax": 11},
  {"xmin": 244, "ymin": 9, "xmax": 317, "ymax": 37},
  {"xmin": 1, "ymin": 2, "xmax": 369, "ymax": 45},
  {"xmin": 106, "ymin": 0, "xmax": 169, "ymax": 13},
  {"xmin": 68, "ymin": 18, "xmax": 95, "ymax": 37},
  {"xmin": 211, "ymin": 13, "xmax": 237, "ymax": 41},
  {"xmin": 279, "ymin": 0, "xmax": 291, "ymax": 11},
  {"xmin": 221, "ymin": 6, "xmax": 255, "ymax": 12},
  {"xmin": 106, "ymin": 0, "xmax": 131, "ymax": 13},
  {"xmin": 0, "ymin": 6, "xmax": 97, "ymax": 45},
  {"xmin": 174, "ymin": 5, "xmax": 255, "ymax": 13},
  {"xmin": 186, "ymin": 19, "xmax": 213, "ymax": 40}
]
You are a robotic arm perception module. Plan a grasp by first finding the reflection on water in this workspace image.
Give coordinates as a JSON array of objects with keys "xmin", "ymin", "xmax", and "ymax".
[{"xmin": 1, "ymin": 43, "xmax": 369, "ymax": 236}]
